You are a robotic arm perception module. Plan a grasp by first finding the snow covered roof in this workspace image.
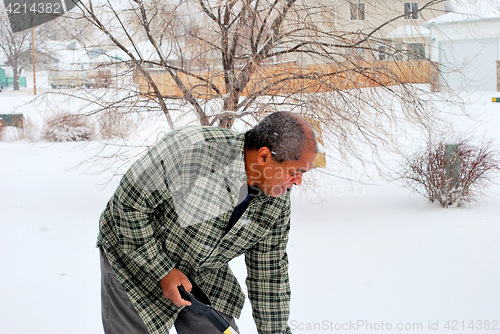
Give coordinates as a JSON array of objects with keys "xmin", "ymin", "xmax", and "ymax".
[
  {"xmin": 386, "ymin": 24, "xmax": 430, "ymax": 39},
  {"xmin": 125, "ymin": 41, "xmax": 179, "ymax": 62},
  {"xmin": 424, "ymin": 0, "xmax": 500, "ymax": 26},
  {"xmin": 43, "ymin": 40, "xmax": 89, "ymax": 66},
  {"xmin": 41, "ymin": 40, "xmax": 130, "ymax": 68},
  {"xmin": 39, "ymin": 38, "xmax": 181, "ymax": 68}
]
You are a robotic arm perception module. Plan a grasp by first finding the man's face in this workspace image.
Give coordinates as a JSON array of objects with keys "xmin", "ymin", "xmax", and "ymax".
[{"xmin": 252, "ymin": 148, "xmax": 316, "ymax": 198}]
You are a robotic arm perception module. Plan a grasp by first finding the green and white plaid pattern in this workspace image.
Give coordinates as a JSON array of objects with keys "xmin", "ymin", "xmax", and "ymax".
[{"xmin": 97, "ymin": 126, "xmax": 292, "ymax": 334}]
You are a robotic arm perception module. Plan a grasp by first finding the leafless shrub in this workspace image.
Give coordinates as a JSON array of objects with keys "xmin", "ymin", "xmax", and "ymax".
[
  {"xmin": 10, "ymin": 117, "xmax": 39, "ymax": 141},
  {"xmin": 98, "ymin": 109, "xmax": 136, "ymax": 139},
  {"xmin": 400, "ymin": 137, "xmax": 500, "ymax": 207},
  {"xmin": 42, "ymin": 112, "xmax": 95, "ymax": 142}
]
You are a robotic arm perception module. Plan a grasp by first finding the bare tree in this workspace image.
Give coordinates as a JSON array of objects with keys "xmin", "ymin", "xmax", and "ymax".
[
  {"xmin": 0, "ymin": 9, "xmax": 31, "ymax": 90},
  {"xmin": 39, "ymin": 0, "xmax": 460, "ymax": 174}
]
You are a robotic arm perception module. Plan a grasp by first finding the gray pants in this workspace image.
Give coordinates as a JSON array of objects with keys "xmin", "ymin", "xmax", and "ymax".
[{"xmin": 100, "ymin": 248, "xmax": 240, "ymax": 334}]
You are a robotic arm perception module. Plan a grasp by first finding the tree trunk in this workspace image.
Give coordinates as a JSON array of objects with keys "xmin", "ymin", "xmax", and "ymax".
[
  {"xmin": 219, "ymin": 91, "xmax": 240, "ymax": 128},
  {"xmin": 13, "ymin": 67, "xmax": 20, "ymax": 91},
  {"xmin": 218, "ymin": 115, "xmax": 234, "ymax": 129}
]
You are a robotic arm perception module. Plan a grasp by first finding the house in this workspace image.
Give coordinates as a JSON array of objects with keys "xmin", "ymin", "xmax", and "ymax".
[
  {"xmin": 424, "ymin": 1, "xmax": 500, "ymax": 92},
  {"xmin": 44, "ymin": 40, "xmax": 130, "ymax": 88},
  {"xmin": 307, "ymin": 0, "xmax": 449, "ymax": 62}
]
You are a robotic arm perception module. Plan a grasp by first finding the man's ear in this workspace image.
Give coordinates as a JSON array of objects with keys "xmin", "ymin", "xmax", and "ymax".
[{"xmin": 256, "ymin": 147, "xmax": 272, "ymax": 165}]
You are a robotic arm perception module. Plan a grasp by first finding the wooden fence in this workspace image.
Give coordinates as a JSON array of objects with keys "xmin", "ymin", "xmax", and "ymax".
[{"xmin": 137, "ymin": 60, "xmax": 430, "ymax": 99}]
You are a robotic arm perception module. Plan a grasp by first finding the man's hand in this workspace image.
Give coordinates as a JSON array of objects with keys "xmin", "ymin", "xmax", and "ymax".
[{"xmin": 160, "ymin": 268, "xmax": 193, "ymax": 307}]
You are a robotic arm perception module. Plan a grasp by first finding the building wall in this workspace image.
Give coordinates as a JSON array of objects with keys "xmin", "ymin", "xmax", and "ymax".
[
  {"xmin": 332, "ymin": 0, "xmax": 444, "ymax": 37},
  {"xmin": 428, "ymin": 18, "xmax": 500, "ymax": 62},
  {"xmin": 279, "ymin": 0, "xmax": 445, "ymax": 65},
  {"xmin": 427, "ymin": 18, "xmax": 500, "ymax": 91}
]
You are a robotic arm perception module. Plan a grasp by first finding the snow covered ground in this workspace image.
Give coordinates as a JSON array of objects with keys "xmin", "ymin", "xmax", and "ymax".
[{"xmin": 0, "ymin": 85, "xmax": 499, "ymax": 334}]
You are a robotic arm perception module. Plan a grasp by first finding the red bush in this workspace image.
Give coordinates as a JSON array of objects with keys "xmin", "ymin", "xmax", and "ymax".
[{"xmin": 400, "ymin": 137, "xmax": 500, "ymax": 207}]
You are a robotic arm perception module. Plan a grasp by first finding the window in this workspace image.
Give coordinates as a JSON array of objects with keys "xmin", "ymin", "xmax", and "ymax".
[
  {"xmin": 345, "ymin": 45, "xmax": 365, "ymax": 60},
  {"xmin": 350, "ymin": 2, "xmax": 366, "ymax": 21},
  {"xmin": 404, "ymin": 2, "xmax": 419, "ymax": 19},
  {"xmin": 408, "ymin": 43, "xmax": 425, "ymax": 60},
  {"xmin": 394, "ymin": 43, "xmax": 404, "ymax": 61},
  {"xmin": 378, "ymin": 45, "xmax": 388, "ymax": 60},
  {"xmin": 355, "ymin": 46, "xmax": 364, "ymax": 58}
]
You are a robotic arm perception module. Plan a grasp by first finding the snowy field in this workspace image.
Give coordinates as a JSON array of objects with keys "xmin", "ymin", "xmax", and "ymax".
[{"xmin": 0, "ymin": 84, "xmax": 499, "ymax": 334}]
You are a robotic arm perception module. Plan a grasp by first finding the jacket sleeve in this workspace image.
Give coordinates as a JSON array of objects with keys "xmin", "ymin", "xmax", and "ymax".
[
  {"xmin": 100, "ymin": 144, "xmax": 179, "ymax": 283},
  {"xmin": 244, "ymin": 200, "xmax": 293, "ymax": 334}
]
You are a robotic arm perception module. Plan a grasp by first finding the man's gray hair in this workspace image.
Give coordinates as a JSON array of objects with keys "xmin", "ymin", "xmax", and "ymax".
[{"xmin": 244, "ymin": 111, "xmax": 317, "ymax": 162}]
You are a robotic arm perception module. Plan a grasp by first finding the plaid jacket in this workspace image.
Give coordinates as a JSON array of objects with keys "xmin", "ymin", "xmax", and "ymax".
[{"xmin": 97, "ymin": 126, "xmax": 292, "ymax": 334}]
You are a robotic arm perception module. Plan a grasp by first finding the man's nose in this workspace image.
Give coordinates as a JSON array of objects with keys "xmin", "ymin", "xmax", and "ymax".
[{"xmin": 292, "ymin": 173, "xmax": 303, "ymax": 185}]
